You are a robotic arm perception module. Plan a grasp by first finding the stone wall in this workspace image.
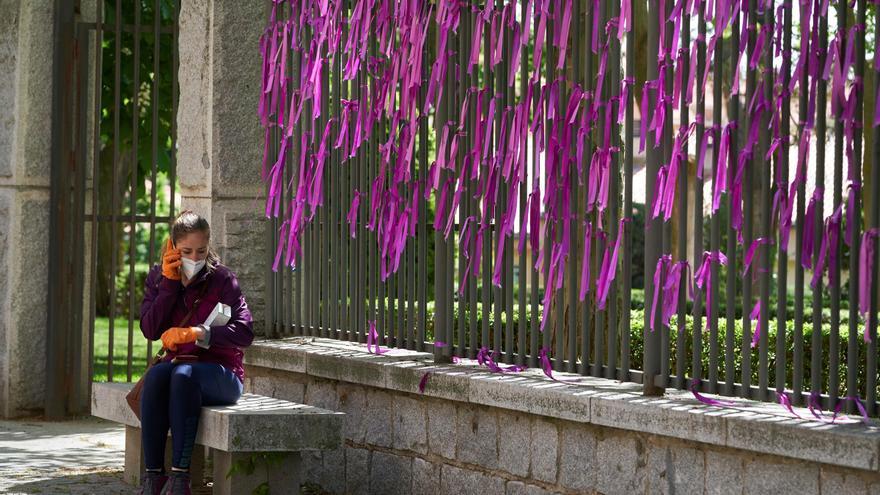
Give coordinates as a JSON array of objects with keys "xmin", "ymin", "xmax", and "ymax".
[
  {"xmin": 0, "ymin": 0, "xmax": 55, "ymax": 417},
  {"xmin": 243, "ymin": 340, "xmax": 880, "ymax": 495},
  {"xmin": 177, "ymin": 0, "xmax": 268, "ymax": 336}
]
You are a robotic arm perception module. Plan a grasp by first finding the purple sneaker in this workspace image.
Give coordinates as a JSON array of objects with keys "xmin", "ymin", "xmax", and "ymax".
[
  {"xmin": 160, "ymin": 470, "xmax": 192, "ymax": 495},
  {"xmin": 138, "ymin": 471, "xmax": 168, "ymax": 495}
]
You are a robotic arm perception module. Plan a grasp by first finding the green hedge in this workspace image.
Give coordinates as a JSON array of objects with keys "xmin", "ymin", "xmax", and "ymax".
[{"xmin": 398, "ymin": 302, "xmax": 871, "ymax": 397}]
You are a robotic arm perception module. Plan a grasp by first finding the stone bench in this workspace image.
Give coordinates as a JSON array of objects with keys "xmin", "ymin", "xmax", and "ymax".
[{"xmin": 91, "ymin": 382, "xmax": 344, "ymax": 495}]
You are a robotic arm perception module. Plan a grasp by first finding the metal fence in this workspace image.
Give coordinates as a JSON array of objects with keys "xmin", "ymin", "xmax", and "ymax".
[
  {"xmin": 48, "ymin": 0, "xmax": 180, "ymax": 415},
  {"xmin": 263, "ymin": 0, "xmax": 880, "ymax": 416}
]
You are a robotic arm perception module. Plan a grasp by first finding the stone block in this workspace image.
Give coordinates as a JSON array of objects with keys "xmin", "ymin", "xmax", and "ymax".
[
  {"xmin": 176, "ymin": 0, "xmax": 212, "ymax": 191},
  {"xmin": 0, "ymin": 4, "xmax": 17, "ymax": 178},
  {"xmin": 530, "ymin": 418, "xmax": 558, "ymax": 483},
  {"xmin": 646, "ymin": 444, "xmax": 705, "ymax": 495},
  {"xmin": 364, "ymin": 388, "xmax": 394, "ymax": 447},
  {"xmin": 320, "ymin": 447, "xmax": 346, "ymax": 494},
  {"xmin": 17, "ymin": 3, "xmax": 54, "ymax": 181},
  {"xmin": 345, "ymin": 447, "xmax": 371, "ymax": 495},
  {"xmin": 440, "ymin": 465, "xmax": 505, "ymax": 495},
  {"xmin": 393, "ymin": 395, "xmax": 428, "ymax": 454},
  {"xmin": 307, "ymin": 347, "xmax": 386, "ymax": 387},
  {"xmin": 369, "ymin": 451, "xmax": 412, "ymax": 495},
  {"xmin": 505, "ymin": 481, "xmax": 559, "ymax": 495},
  {"xmin": 244, "ymin": 370, "xmax": 306, "ymax": 403},
  {"xmin": 337, "ymin": 383, "xmax": 367, "ymax": 443},
  {"xmin": 9, "ymin": 194, "xmax": 49, "ymax": 412},
  {"xmin": 210, "ymin": 1, "xmax": 264, "ymax": 195},
  {"xmin": 743, "ymin": 456, "xmax": 819, "ymax": 495},
  {"xmin": 456, "ymin": 404, "xmax": 498, "ymax": 469},
  {"xmin": 592, "ymin": 391, "xmax": 726, "ymax": 446},
  {"xmin": 820, "ymin": 469, "xmax": 868, "ymax": 495},
  {"xmin": 596, "ymin": 434, "xmax": 646, "ymax": 495},
  {"xmin": 244, "ymin": 340, "xmax": 309, "ymax": 374},
  {"xmin": 725, "ymin": 410, "xmax": 880, "ymax": 472},
  {"xmin": 704, "ymin": 451, "xmax": 744, "ymax": 495},
  {"xmin": 468, "ymin": 372, "xmax": 592, "ymax": 423},
  {"xmin": 427, "ymin": 399, "xmax": 456, "ymax": 459},
  {"xmin": 558, "ymin": 423, "xmax": 597, "ymax": 492},
  {"xmin": 304, "ymin": 377, "xmax": 339, "ymax": 411},
  {"xmin": 386, "ymin": 361, "xmax": 472, "ymax": 401},
  {"xmin": 412, "ymin": 457, "xmax": 440, "ymax": 495},
  {"xmin": 498, "ymin": 410, "xmax": 531, "ymax": 477},
  {"xmin": 212, "ymin": 450, "xmax": 301, "ymax": 495}
]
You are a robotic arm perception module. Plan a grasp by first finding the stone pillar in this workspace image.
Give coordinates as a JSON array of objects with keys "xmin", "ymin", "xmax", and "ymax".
[
  {"xmin": 177, "ymin": 0, "xmax": 268, "ymax": 336},
  {"xmin": 0, "ymin": 1, "xmax": 55, "ymax": 418}
]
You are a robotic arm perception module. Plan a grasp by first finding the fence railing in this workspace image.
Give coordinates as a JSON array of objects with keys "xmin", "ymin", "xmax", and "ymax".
[{"xmin": 262, "ymin": 0, "xmax": 880, "ymax": 417}]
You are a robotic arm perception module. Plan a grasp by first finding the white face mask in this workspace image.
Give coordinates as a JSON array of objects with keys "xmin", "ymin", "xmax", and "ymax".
[{"xmin": 181, "ymin": 257, "xmax": 206, "ymax": 279}]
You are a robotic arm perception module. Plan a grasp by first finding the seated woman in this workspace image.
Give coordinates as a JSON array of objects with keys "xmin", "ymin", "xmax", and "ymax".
[{"xmin": 138, "ymin": 210, "xmax": 254, "ymax": 495}]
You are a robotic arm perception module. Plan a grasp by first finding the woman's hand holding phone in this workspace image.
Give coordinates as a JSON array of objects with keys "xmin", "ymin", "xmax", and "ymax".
[{"xmin": 161, "ymin": 238, "xmax": 182, "ymax": 280}]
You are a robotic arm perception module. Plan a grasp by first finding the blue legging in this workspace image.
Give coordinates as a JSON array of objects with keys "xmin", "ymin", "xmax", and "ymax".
[{"xmin": 140, "ymin": 361, "xmax": 243, "ymax": 470}]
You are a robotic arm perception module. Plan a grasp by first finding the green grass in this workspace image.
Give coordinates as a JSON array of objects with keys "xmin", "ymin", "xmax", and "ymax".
[{"xmin": 93, "ymin": 316, "xmax": 154, "ymax": 383}]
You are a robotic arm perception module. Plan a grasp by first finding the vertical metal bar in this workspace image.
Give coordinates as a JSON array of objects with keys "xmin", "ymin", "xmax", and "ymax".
[
  {"xmin": 741, "ymin": 0, "xmax": 756, "ymax": 398},
  {"xmin": 146, "ymin": 0, "xmax": 161, "ymax": 359},
  {"xmin": 593, "ymin": 0, "xmax": 605, "ymax": 376},
  {"xmin": 792, "ymin": 0, "xmax": 810, "ymax": 405},
  {"xmin": 607, "ymin": 0, "xmax": 621, "ymax": 380},
  {"xmin": 868, "ymin": 0, "xmax": 880, "ymax": 417},
  {"xmin": 812, "ymin": 2, "xmax": 828, "ymax": 404},
  {"xmin": 434, "ymin": 22, "xmax": 449, "ymax": 362},
  {"xmin": 321, "ymin": 34, "xmax": 330, "ymax": 338},
  {"xmin": 581, "ymin": 0, "xmax": 594, "ymax": 376},
  {"xmin": 170, "ymin": 0, "xmax": 178, "ymax": 220},
  {"xmin": 592, "ymin": 0, "xmax": 606, "ymax": 377},
  {"xmin": 644, "ymin": 0, "xmax": 662, "ymax": 395},
  {"xmin": 293, "ymin": 3, "xmax": 304, "ymax": 336},
  {"xmin": 660, "ymin": 0, "xmax": 673, "ymax": 388},
  {"xmin": 418, "ymin": 20, "xmax": 429, "ymax": 351},
  {"xmin": 517, "ymin": 0, "xmax": 528, "ymax": 366},
  {"xmin": 127, "ymin": 0, "xmax": 143, "ymax": 382},
  {"xmin": 852, "ymin": 0, "xmax": 867, "ymax": 413},
  {"xmin": 88, "ymin": 0, "xmax": 104, "ymax": 389},
  {"xmin": 504, "ymin": 1, "xmax": 515, "ymax": 366},
  {"xmin": 758, "ymin": 0, "xmax": 774, "ymax": 402},
  {"xmin": 709, "ymin": 5, "xmax": 745, "ymax": 395},
  {"xmin": 693, "ymin": 0, "xmax": 706, "ymax": 385},
  {"xmin": 331, "ymin": 16, "xmax": 340, "ymax": 340},
  {"xmin": 529, "ymin": 2, "xmax": 539, "ymax": 369},
  {"xmin": 482, "ymin": 17, "xmax": 492, "ymax": 355},
  {"xmin": 356, "ymin": 35, "xmax": 364, "ymax": 341},
  {"xmin": 47, "ymin": 0, "xmax": 76, "ymax": 415},
  {"xmin": 72, "ymin": 25, "xmax": 89, "ymax": 411},
  {"xmin": 493, "ymin": 1, "xmax": 504, "ymax": 359},
  {"xmin": 467, "ymin": 6, "xmax": 478, "ymax": 358},
  {"xmin": 568, "ymin": 0, "xmax": 581, "ymax": 373},
  {"xmin": 675, "ymin": 0, "xmax": 690, "ymax": 390},
  {"xmin": 621, "ymin": 0, "xmax": 634, "ymax": 381},
  {"xmin": 551, "ymin": 8, "xmax": 565, "ymax": 373},
  {"xmin": 776, "ymin": 0, "xmax": 792, "ymax": 398},
  {"xmin": 458, "ymin": 6, "xmax": 468, "ymax": 357},
  {"xmin": 108, "ymin": 0, "xmax": 122, "ymax": 382},
  {"xmin": 829, "ymin": 0, "xmax": 845, "ymax": 409}
]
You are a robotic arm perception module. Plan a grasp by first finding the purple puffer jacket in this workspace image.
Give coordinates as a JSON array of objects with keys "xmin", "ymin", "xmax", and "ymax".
[{"xmin": 140, "ymin": 263, "xmax": 254, "ymax": 382}]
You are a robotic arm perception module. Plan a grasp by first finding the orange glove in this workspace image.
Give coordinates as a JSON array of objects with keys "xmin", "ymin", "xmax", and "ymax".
[
  {"xmin": 162, "ymin": 238, "xmax": 182, "ymax": 280},
  {"xmin": 161, "ymin": 327, "xmax": 197, "ymax": 351}
]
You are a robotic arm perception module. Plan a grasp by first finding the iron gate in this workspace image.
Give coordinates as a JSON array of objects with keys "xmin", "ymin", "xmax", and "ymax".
[{"xmin": 47, "ymin": 0, "xmax": 179, "ymax": 417}]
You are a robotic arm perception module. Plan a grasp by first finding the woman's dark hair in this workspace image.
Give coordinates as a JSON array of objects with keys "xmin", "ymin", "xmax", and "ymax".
[{"xmin": 160, "ymin": 210, "xmax": 221, "ymax": 272}]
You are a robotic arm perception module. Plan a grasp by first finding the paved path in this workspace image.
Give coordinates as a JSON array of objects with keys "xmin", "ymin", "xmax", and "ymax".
[
  {"xmin": 0, "ymin": 417, "xmax": 330, "ymax": 494},
  {"xmin": 0, "ymin": 416, "xmax": 215, "ymax": 494},
  {"xmin": 0, "ymin": 416, "xmax": 131, "ymax": 494}
]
